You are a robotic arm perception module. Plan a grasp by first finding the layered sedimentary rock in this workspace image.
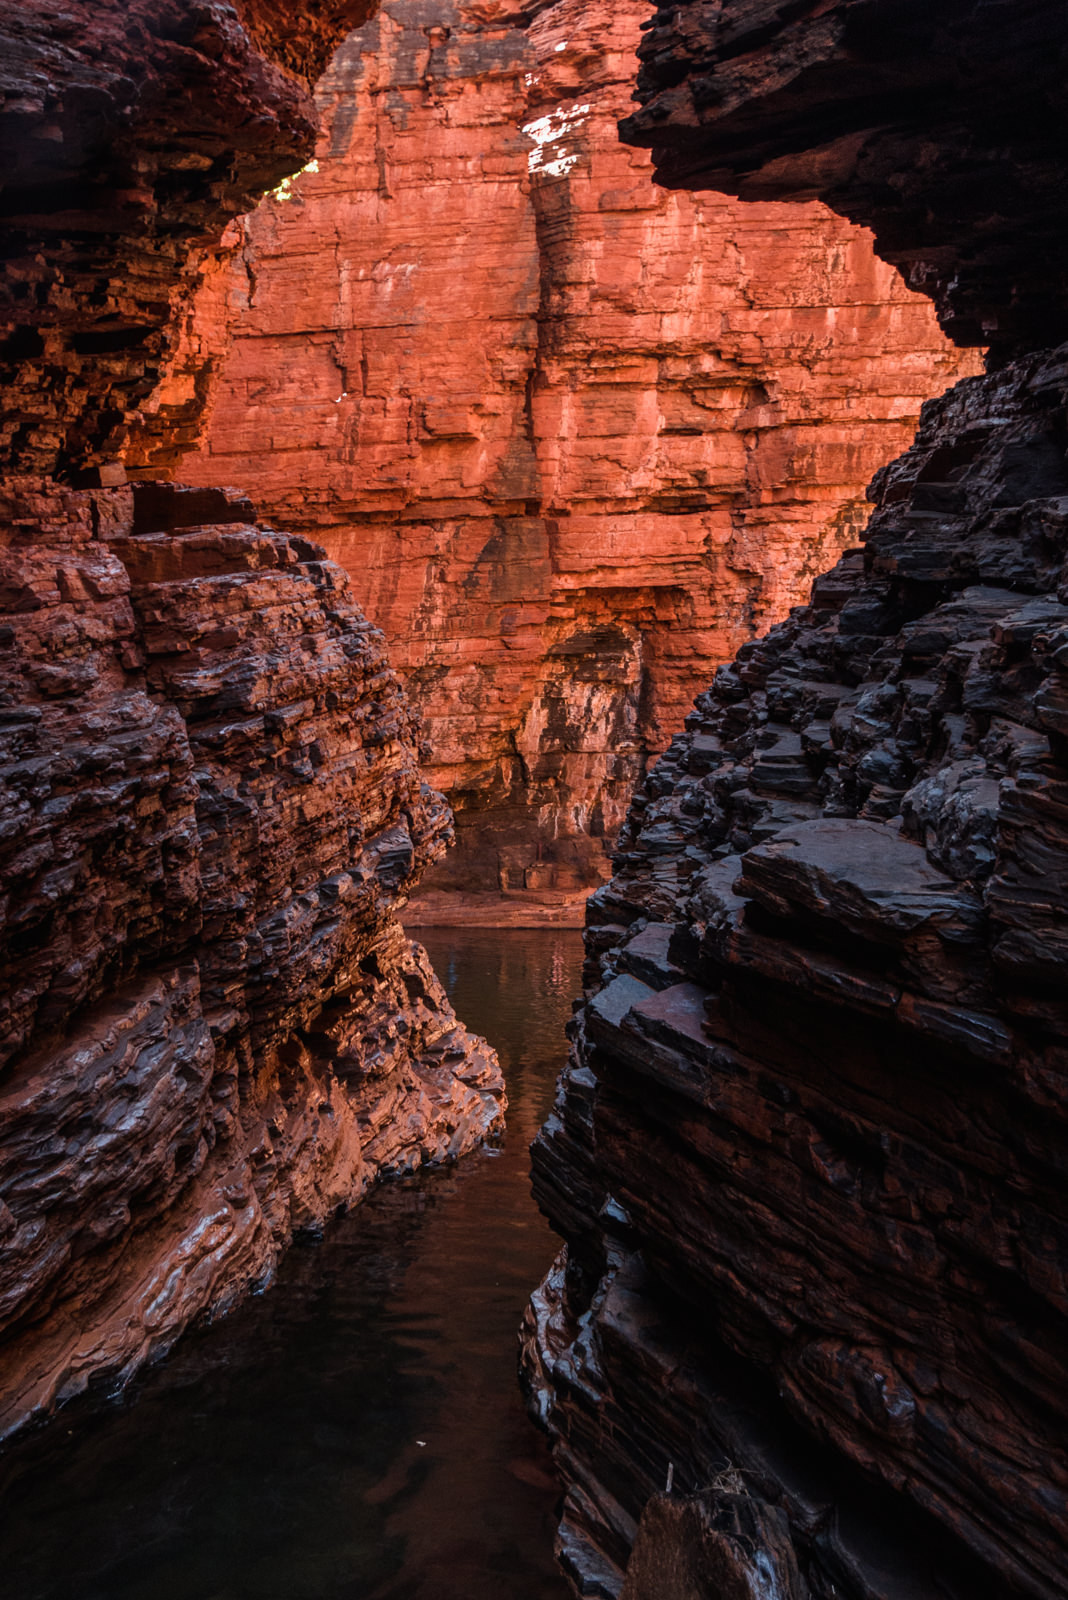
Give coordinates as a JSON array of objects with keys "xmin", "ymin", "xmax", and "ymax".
[
  {"xmin": 175, "ymin": 0, "xmax": 974, "ymax": 900},
  {"xmin": 622, "ymin": 0, "xmax": 1068, "ymax": 364},
  {"xmin": 0, "ymin": 0, "xmax": 379, "ymax": 481},
  {"xmin": 525, "ymin": 6, "xmax": 1068, "ymax": 1598},
  {"xmin": 0, "ymin": 2, "xmax": 503, "ymax": 1439},
  {"xmin": 0, "ymin": 476, "xmax": 502, "ymax": 1442}
]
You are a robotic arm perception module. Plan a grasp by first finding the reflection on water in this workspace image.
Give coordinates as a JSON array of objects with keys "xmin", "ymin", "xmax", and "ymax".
[{"xmin": 0, "ymin": 928, "xmax": 582, "ymax": 1600}]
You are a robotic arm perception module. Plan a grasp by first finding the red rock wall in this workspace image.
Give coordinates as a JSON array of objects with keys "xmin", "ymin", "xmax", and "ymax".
[
  {"xmin": 175, "ymin": 0, "xmax": 978, "ymax": 902},
  {"xmin": 0, "ymin": 474, "xmax": 504, "ymax": 1443},
  {"xmin": 527, "ymin": 353, "xmax": 1068, "ymax": 1599},
  {"xmin": 0, "ymin": 2, "xmax": 504, "ymax": 1440}
]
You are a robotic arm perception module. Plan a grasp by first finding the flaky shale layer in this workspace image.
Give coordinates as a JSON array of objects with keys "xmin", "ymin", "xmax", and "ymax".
[
  {"xmin": 525, "ymin": 332, "xmax": 1068, "ymax": 1600},
  {"xmin": 0, "ymin": 0, "xmax": 505, "ymax": 1439},
  {"xmin": 0, "ymin": 478, "xmax": 503, "ymax": 1440},
  {"xmin": 524, "ymin": 3, "xmax": 1068, "ymax": 1594}
]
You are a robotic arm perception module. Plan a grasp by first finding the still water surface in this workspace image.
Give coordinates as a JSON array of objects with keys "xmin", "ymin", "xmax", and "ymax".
[{"xmin": 0, "ymin": 927, "xmax": 581, "ymax": 1600}]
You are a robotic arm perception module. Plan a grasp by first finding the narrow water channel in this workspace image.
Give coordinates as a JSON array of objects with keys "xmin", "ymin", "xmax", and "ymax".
[{"xmin": 0, "ymin": 928, "xmax": 581, "ymax": 1600}]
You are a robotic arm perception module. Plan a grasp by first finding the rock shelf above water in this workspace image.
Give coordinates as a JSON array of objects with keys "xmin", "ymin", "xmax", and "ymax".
[{"xmin": 525, "ymin": 103, "xmax": 1068, "ymax": 1600}]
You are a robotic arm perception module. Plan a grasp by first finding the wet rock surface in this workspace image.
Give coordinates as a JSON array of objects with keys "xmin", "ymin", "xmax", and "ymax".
[
  {"xmin": 175, "ymin": 0, "xmax": 975, "ymax": 902},
  {"xmin": 0, "ymin": 927, "xmax": 575, "ymax": 1600},
  {"xmin": 525, "ymin": 342, "xmax": 1068, "ymax": 1596}
]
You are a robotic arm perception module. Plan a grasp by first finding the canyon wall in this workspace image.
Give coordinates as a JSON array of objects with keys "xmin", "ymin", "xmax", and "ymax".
[
  {"xmin": 524, "ymin": 4, "xmax": 1068, "ymax": 1598},
  {"xmin": 172, "ymin": 0, "xmax": 976, "ymax": 905},
  {"xmin": 0, "ymin": 1, "xmax": 504, "ymax": 1441},
  {"xmin": 0, "ymin": 0, "xmax": 378, "ymax": 481}
]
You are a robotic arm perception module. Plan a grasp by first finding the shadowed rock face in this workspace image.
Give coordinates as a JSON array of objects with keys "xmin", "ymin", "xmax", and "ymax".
[
  {"xmin": 171, "ymin": 0, "xmax": 974, "ymax": 904},
  {"xmin": 620, "ymin": 0, "xmax": 1068, "ymax": 362},
  {"xmin": 0, "ymin": 0, "xmax": 376, "ymax": 478},
  {"xmin": 0, "ymin": 3, "xmax": 504, "ymax": 1439},
  {"xmin": 0, "ymin": 475, "xmax": 503, "ymax": 1442},
  {"xmin": 524, "ymin": 6, "xmax": 1068, "ymax": 1597},
  {"xmin": 620, "ymin": 1492, "xmax": 809, "ymax": 1600}
]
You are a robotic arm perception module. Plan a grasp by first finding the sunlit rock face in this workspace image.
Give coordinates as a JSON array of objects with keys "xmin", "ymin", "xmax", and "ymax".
[
  {"xmin": 0, "ymin": 1, "xmax": 503, "ymax": 1440},
  {"xmin": 174, "ymin": 0, "xmax": 976, "ymax": 903},
  {"xmin": 522, "ymin": 5, "xmax": 1068, "ymax": 1599}
]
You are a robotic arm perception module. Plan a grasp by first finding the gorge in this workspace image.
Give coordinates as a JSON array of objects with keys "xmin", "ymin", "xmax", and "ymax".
[
  {"xmin": 0, "ymin": 0, "xmax": 504, "ymax": 1446},
  {"xmin": 166, "ymin": 0, "xmax": 975, "ymax": 908},
  {"xmin": 1, "ymin": 3, "xmax": 1067, "ymax": 1600},
  {"xmin": 524, "ymin": 4, "xmax": 1068, "ymax": 1598}
]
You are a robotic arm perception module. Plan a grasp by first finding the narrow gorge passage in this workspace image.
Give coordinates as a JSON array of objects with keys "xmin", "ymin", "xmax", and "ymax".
[
  {"xmin": 0, "ymin": 929, "xmax": 579, "ymax": 1600},
  {"xmin": 168, "ymin": 0, "xmax": 976, "ymax": 915},
  {"xmin": 2, "ymin": 4, "xmax": 1067, "ymax": 1599}
]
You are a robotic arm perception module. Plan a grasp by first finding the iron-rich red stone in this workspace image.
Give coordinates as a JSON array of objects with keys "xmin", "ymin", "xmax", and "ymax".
[
  {"xmin": 0, "ymin": 0, "xmax": 377, "ymax": 478},
  {"xmin": 172, "ymin": 0, "xmax": 977, "ymax": 906},
  {"xmin": 0, "ymin": 3, "xmax": 504, "ymax": 1440},
  {"xmin": 0, "ymin": 476, "xmax": 503, "ymax": 1441}
]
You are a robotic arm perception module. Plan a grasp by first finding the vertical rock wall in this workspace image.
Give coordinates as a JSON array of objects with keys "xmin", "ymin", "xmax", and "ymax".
[
  {"xmin": 171, "ymin": 0, "xmax": 977, "ymax": 904},
  {"xmin": 0, "ymin": 0, "xmax": 378, "ymax": 479},
  {"xmin": 523, "ymin": 4, "xmax": 1068, "ymax": 1598},
  {"xmin": 0, "ymin": 1, "xmax": 504, "ymax": 1440}
]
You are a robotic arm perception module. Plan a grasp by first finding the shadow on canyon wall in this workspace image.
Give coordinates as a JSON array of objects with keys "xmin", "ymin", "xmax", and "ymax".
[
  {"xmin": 164, "ymin": 0, "xmax": 977, "ymax": 903},
  {"xmin": 524, "ymin": 4, "xmax": 1068, "ymax": 1598}
]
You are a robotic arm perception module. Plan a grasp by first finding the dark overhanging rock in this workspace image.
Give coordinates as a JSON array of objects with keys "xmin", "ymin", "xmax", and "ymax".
[
  {"xmin": 0, "ymin": 0, "xmax": 378, "ymax": 479},
  {"xmin": 0, "ymin": 0, "xmax": 507, "ymax": 1441},
  {"xmin": 524, "ymin": 5, "xmax": 1068, "ymax": 1596},
  {"xmin": 1, "ymin": 0, "xmax": 1066, "ymax": 1588},
  {"xmin": 619, "ymin": 0, "xmax": 1068, "ymax": 362}
]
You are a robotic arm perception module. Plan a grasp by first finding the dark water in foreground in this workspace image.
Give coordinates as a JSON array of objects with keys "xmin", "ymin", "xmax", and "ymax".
[{"xmin": 0, "ymin": 928, "xmax": 581, "ymax": 1600}]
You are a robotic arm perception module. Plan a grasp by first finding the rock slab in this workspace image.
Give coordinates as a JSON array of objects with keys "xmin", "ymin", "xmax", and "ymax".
[
  {"xmin": 0, "ymin": 0, "xmax": 505, "ymax": 1442},
  {"xmin": 0, "ymin": 477, "xmax": 504, "ymax": 1440},
  {"xmin": 525, "ymin": 146, "xmax": 1068, "ymax": 1600}
]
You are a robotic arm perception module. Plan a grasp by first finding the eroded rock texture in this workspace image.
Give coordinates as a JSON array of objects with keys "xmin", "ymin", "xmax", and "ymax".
[
  {"xmin": 0, "ymin": 0, "xmax": 376, "ymax": 478},
  {"xmin": 175, "ymin": 0, "xmax": 974, "ymax": 902},
  {"xmin": 527, "ymin": 333, "xmax": 1068, "ymax": 1600},
  {"xmin": 0, "ymin": 477, "xmax": 503, "ymax": 1441},
  {"xmin": 620, "ymin": 1490, "xmax": 810, "ymax": 1600},
  {"xmin": 525, "ymin": 7, "xmax": 1068, "ymax": 1598},
  {"xmin": 622, "ymin": 0, "xmax": 1068, "ymax": 362},
  {"xmin": 0, "ymin": 2, "xmax": 503, "ymax": 1439}
]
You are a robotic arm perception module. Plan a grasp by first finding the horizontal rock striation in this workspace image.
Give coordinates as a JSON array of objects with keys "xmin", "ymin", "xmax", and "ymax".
[
  {"xmin": 620, "ymin": 0, "xmax": 1068, "ymax": 361},
  {"xmin": 0, "ymin": 0, "xmax": 505, "ymax": 1441},
  {"xmin": 0, "ymin": 477, "xmax": 503, "ymax": 1439},
  {"xmin": 176, "ymin": 0, "xmax": 975, "ymax": 903},
  {"xmin": 526, "ymin": 4, "xmax": 1068, "ymax": 1588},
  {"xmin": 527, "ymin": 335, "xmax": 1068, "ymax": 1600},
  {"xmin": 0, "ymin": 0, "xmax": 376, "ymax": 479}
]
